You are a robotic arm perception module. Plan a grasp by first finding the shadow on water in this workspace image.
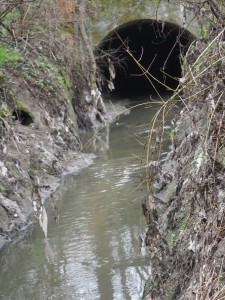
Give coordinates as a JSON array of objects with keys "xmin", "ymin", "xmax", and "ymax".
[{"xmin": 0, "ymin": 97, "xmax": 177, "ymax": 300}]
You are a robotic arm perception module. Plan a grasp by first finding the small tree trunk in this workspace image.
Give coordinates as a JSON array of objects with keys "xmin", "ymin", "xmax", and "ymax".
[
  {"xmin": 77, "ymin": 1, "xmax": 96, "ymax": 97},
  {"xmin": 76, "ymin": 1, "xmax": 105, "ymax": 115}
]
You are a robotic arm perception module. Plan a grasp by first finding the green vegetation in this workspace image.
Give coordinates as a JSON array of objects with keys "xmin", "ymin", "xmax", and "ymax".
[
  {"xmin": 21, "ymin": 58, "xmax": 71, "ymax": 94},
  {"xmin": 0, "ymin": 109, "xmax": 7, "ymax": 118},
  {"xmin": 0, "ymin": 46, "xmax": 21, "ymax": 67},
  {"xmin": 165, "ymin": 216, "xmax": 189, "ymax": 251},
  {"xmin": 16, "ymin": 101, "xmax": 34, "ymax": 119},
  {"xmin": 4, "ymin": 9, "xmax": 21, "ymax": 25}
]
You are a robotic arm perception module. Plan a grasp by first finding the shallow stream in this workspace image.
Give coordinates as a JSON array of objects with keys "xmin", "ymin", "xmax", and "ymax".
[{"xmin": 0, "ymin": 99, "xmax": 174, "ymax": 300}]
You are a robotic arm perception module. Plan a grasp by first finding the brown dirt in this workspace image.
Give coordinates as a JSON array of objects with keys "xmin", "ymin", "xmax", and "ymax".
[{"xmin": 0, "ymin": 50, "xmax": 96, "ymax": 249}]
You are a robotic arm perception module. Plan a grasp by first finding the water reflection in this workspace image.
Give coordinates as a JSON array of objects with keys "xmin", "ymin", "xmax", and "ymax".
[
  {"xmin": 0, "ymin": 100, "xmax": 175, "ymax": 300},
  {"xmin": 93, "ymin": 124, "xmax": 110, "ymax": 154}
]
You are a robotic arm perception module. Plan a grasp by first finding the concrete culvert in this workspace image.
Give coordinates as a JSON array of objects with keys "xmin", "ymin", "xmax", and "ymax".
[{"xmin": 96, "ymin": 19, "xmax": 195, "ymax": 99}]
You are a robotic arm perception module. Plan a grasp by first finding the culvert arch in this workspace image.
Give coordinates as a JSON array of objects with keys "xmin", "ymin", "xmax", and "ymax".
[{"xmin": 96, "ymin": 19, "xmax": 195, "ymax": 99}]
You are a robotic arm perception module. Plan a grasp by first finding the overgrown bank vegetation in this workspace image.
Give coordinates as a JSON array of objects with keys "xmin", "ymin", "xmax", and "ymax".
[{"xmin": 142, "ymin": 1, "xmax": 225, "ymax": 299}]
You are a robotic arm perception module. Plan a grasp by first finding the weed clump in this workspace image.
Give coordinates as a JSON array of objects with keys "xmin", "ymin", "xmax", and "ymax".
[{"xmin": 0, "ymin": 46, "xmax": 21, "ymax": 67}]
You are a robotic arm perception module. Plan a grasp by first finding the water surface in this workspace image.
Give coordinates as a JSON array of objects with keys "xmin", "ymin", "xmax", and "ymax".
[{"xmin": 0, "ymin": 100, "xmax": 174, "ymax": 300}]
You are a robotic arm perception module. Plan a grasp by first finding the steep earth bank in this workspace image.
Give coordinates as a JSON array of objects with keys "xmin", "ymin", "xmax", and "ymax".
[
  {"xmin": 0, "ymin": 1, "xmax": 111, "ymax": 249},
  {"xmin": 0, "ymin": 39, "xmax": 124, "ymax": 250},
  {"xmin": 143, "ymin": 32, "xmax": 225, "ymax": 299},
  {"xmin": 0, "ymin": 51, "xmax": 98, "ymax": 249}
]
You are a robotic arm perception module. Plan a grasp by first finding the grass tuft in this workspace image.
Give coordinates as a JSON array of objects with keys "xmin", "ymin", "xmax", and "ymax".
[{"xmin": 0, "ymin": 46, "xmax": 21, "ymax": 67}]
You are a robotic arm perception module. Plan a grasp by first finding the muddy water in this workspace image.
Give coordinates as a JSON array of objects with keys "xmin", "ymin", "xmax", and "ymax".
[{"xmin": 0, "ymin": 100, "xmax": 173, "ymax": 300}]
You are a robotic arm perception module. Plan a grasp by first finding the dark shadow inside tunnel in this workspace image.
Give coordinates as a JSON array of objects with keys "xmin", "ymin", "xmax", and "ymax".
[
  {"xmin": 12, "ymin": 109, "xmax": 34, "ymax": 126},
  {"xmin": 96, "ymin": 19, "xmax": 195, "ymax": 99}
]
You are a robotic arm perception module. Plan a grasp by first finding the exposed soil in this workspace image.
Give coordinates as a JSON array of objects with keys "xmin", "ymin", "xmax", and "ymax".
[
  {"xmin": 0, "ymin": 52, "xmax": 99, "ymax": 249},
  {"xmin": 0, "ymin": 54, "xmax": 128, "ymax": 250}
]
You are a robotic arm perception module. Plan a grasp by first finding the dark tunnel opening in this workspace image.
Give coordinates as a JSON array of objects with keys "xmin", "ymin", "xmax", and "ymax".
[
  {"xmin": 96, "ymin": 19, "xmax": 195, "ymax": 99},
  {"xmin": 13, "ymin": 109, "xmax": 34, "ymax": 126}
]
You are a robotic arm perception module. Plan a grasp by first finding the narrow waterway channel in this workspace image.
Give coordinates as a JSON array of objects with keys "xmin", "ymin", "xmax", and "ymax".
[{"xmin": 0, "ymin": 99, "xmax": 174, "ymax": 300}]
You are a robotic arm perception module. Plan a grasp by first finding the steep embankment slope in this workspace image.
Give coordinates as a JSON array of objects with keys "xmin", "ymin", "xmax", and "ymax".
[
  {"xmin": 0, "ymin": 1, "xmax": 104, "ymax": 248},
  {"xmin": 143, "ymin": 24, "xmax": 225, "ymax": 300}
]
